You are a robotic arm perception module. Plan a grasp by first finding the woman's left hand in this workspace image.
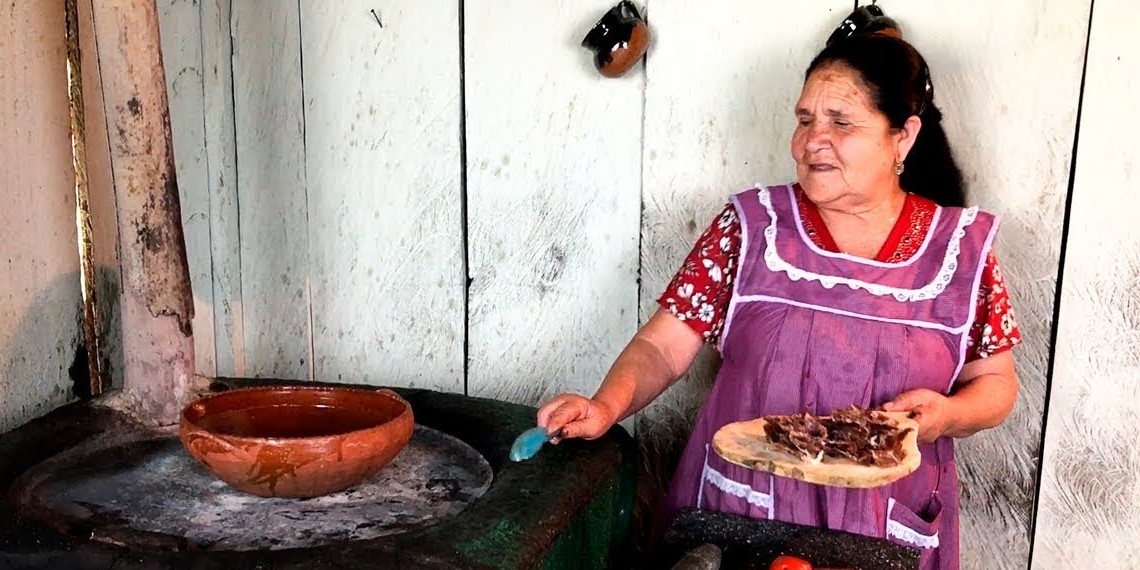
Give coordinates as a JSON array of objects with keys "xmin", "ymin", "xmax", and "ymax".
[{"xmin": 881, "ymin": 389, "xmax": 958, "ymax": 443}]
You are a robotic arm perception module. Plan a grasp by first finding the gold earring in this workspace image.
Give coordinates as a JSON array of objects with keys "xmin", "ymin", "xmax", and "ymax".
[{"xmin": 893, "ymin": 161, "xmax": 905, "ymax": 175}]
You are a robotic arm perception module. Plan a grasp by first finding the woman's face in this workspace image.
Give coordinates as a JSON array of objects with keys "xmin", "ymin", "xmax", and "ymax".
[{"xmin": 790, "ymin": 63, "xmax": 912, "ymax": 209}]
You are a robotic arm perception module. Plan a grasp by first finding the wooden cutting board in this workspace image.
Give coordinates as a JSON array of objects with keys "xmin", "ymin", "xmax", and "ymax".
[{"xmin": 710, "ymin": 411, "xmax": 922, "ymax": 489}]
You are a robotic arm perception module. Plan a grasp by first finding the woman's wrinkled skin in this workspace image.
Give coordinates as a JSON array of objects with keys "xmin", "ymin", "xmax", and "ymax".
[{"xmin": 791, "ymin": 63, "xmax": 919, "ymax": 258}]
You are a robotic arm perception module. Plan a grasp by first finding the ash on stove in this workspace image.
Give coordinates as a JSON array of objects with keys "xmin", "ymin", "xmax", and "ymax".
[{"xmin": 10, "ymin": 425, "xmax": 493, "ymax": 551}]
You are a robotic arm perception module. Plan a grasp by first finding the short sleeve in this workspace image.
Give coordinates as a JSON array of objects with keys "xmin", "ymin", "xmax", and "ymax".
[
  {"xmin": 965, "ymin": 250, "xmax": 1023, "ymax": 361},
  {"xmin": 656, "ymin": 203, "xmax": 743, "ymax": 344}
]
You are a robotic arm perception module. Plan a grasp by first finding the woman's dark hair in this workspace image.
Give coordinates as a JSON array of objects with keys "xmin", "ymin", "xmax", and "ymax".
[{"xmin": 805, "ymin": 34, "xmax": 966, "ymax": 208}]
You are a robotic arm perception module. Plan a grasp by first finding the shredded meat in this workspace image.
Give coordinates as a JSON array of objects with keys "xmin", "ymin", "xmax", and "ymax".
[
  {"xmin": 761, "ymin": 405, "xmax": 913, "ymax": 467},
  {"xmin": 765, "ymin": 413, "xmax": 828, "ymax": 460}
]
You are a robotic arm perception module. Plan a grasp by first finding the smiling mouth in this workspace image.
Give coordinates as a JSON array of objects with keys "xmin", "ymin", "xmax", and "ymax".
[{"xmin": 808, "ymin": 164, "xmax": 838, "ymax": 172}]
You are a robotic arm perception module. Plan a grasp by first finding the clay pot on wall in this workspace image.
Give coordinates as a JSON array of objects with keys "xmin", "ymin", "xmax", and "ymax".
[
  {"xmin": 581, "ymin": 1, "xmax": 651, "ymax": 78},
  {"xmin": 826, "ymin": 3, "xmax": 903, "ymax": 46}
]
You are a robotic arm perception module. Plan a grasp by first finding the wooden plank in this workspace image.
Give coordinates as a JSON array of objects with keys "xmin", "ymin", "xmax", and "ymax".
[
  {"xmin": 0, "ymin": 0, "xmax": 83, "ymax": 433},
  {"xmin": 231, "ymin": 1, "xmax": 310, "ymax": 380},
  {"xmin": 465, "ymin": 0, "xmax": 643, "ymax": 405},
  {"xmin": 65, "ymin": 0, "xmax": 101, "ymax": 397},
  {"xmin": 1033, "ymin": 0, "xmax": 1140, "ymax": 565},
  {"xmin": 201, "ymin": 0, "xmax": 244, "ymax": 377},
  {"xmin": 872, "ymin": 3, "xmax": 1091, "ymax": 568},
  {"xmin": 299, "ymin": 1, "xmax": 464, "ymax": 391},
  {"xmin": 637, "ymin": 0, "xmax": 851, "ymax": 486},
  {"xmin": 78, "ymin": 0, "xmax": 123, "ymax": 390},
  {"xmin": 157, "ymin": 0, "xmax": 216, "ymax": 378}
]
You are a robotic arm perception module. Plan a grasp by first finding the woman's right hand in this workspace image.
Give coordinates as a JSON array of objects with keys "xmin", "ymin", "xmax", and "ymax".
[{"xmin": 536, "ymin": 393, "xmax": 619, "ymax": 442}]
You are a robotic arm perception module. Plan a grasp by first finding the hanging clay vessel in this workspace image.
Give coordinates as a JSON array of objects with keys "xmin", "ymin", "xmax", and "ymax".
[
  {"xmin": 826, "ymin": 3, "xmax": 903, "ymax": 46},
  {"xmin": 581, "ymin": 1, "xmax": 650, "ymax": 78}
]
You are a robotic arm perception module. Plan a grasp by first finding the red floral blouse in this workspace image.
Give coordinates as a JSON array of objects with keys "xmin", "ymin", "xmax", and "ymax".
[{"xmin": 658, "ymin": 188, "xmax": 1022, "ymax": 362}]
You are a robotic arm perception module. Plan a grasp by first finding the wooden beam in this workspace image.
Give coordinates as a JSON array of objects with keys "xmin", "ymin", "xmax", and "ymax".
[
  {"xmin": 90, "ymin": 0, "xmax": 197, "ymax": 425},
  {"xmin": 64, "ymin": 0, "xmax": 103, "ymax": 399}
]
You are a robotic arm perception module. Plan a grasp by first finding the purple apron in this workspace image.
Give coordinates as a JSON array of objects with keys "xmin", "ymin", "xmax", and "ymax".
[{"xmin": 662, "ymin": 184, "xmax": 999, "ymax": 570}]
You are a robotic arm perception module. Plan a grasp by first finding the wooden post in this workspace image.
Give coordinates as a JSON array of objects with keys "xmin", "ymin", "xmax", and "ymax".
[
  {"xmin": 90, "ymin": 0, "xmax": 197, "ymax": 425},
  {"xmin": 64, "ymin": 0, "xmax": 104, "ymax": 399}
]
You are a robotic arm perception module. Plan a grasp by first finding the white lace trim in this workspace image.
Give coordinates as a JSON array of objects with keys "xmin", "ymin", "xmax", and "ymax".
[
  {"xmin": 886, "ymin": 497, "xmax": 940, "ymax": 549},
  {"xmin": 756, "ymin": 187, "xmax": 979, "ymax": 303},
  {"xmin": 887, "ymin": 520, "xmax": 940, "ymax": 549},
  {"xmin": 704, "ymin": 465, "xmax": 773, "ymax": 510}
]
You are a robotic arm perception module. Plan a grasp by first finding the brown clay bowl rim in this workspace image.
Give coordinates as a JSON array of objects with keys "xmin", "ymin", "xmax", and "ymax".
[{"xmin": 179, "ymin": 385, "xmax": 413, "ymax": 444}]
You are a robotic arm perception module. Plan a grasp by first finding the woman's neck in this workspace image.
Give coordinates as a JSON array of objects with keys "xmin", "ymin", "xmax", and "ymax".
[{"xmin": 816, "ymin": 188, "xmax": 908, "ymax": 259}]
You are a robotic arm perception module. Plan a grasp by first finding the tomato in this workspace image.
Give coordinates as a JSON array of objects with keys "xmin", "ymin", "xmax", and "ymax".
[{"xmin": 769, "ymin": 554, "xmax": 813, "ymax": 570}]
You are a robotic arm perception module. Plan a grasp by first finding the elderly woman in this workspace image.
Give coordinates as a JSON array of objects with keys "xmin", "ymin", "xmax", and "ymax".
[{"xmin": 537, "ymin": 33, "xmax": 1020, "ymax": 570}]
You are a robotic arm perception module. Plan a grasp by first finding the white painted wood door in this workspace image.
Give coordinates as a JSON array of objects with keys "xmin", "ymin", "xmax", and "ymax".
[
  {"xmin": 0, "ymin": 1, "xmax": 84, "ymax": 433},
  {"xmin": 1033, "ymin": 0, "xmax": 1140, "ymax": 566},
  {"xmin": 464, "ymin": 0, "xmax": 644, "ymax": 405}
]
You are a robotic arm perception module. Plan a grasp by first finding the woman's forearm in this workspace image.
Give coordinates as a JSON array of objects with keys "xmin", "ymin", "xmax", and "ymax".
[
  {"xmin": 591, "ymin": 311, "xmax": 705, "ymax": 422},
  {"xmin": 592, "ymin": 337, "xmax": 682, "ymax": 422},
  {"xmin": 945, "ymin": 371, "xmax": 1018, "ymax": 439}
]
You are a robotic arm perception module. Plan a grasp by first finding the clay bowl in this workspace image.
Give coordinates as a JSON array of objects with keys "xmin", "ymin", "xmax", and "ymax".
[{"xmin": 179, "ymin": 386, "xmax": 414, "ymax": 499}]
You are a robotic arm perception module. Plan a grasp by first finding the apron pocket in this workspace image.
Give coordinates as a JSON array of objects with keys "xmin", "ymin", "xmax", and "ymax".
[
  {"xmin": 886, "ymin": 495, "xmax": 942, "ymax": 550},
  {"xmin": 698, "ymin": 445, "xmax": 774, "ymax": 520}
]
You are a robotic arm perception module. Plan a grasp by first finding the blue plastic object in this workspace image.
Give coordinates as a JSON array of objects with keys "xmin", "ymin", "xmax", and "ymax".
[{"xmin": 509, "ymin": 426, "xmax": 560, "ymax": 462}]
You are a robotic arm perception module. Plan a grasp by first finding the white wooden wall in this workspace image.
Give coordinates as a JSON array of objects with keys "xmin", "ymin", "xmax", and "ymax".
[
  {"xmin": 301, "ymin": 0, "xmax": 465, "ymax": 392},
  {"xmin": 136, "ymin": 1, "xmax": 1131, "ymax": 568},
  {"xmin": 0, "ymin": 2, "xmax": 83, "ymax": 433},
  {"xmin": 465, "ymin": 0, "xmax": 642, "ymax": 405},
  {"xmin": 159, "ymin": 0, "xmax": 214, "ymax": 378},
  {"xmin": 159, "ymin": 0, "xmax": 466, "ymax": 390},
  {"xmin": 1, "ymin": 0, "xmax": 1140, "ymax": 567},
  {"xmin": 1033, "ymin": 0, "xmax": 1140, "ymax": 567},
  {"xmin": 874, "ymin": 3, "xmax": 1090, "ymax": 568}
]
